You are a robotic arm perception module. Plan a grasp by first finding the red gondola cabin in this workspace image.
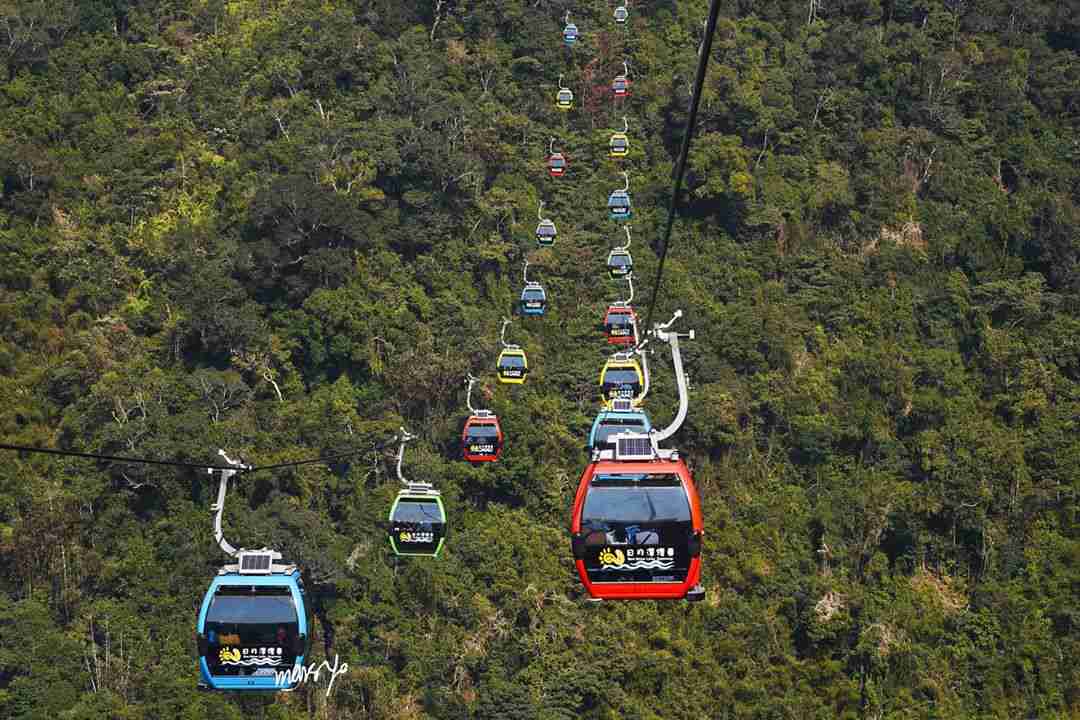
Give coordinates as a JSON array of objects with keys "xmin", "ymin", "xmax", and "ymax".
[
  {"xmin": 571, "ymin": 451, "xmax": 703, "ymax": 601},
  {"xmin": 462, "ymin": 411, "xmax": 503, "ymax": 463},
  {"xmin": 603, "ymin": 305, "xmax": 637, "ymax": 346},
  {"xmin": 547, "ymin": 152, "xmax": 567, "ymax": 177}
]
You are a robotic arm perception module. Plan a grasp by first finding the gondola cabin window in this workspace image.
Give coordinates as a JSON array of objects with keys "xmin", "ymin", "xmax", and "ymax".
[
  {"xmin": 593, "ymin": 417, "xmax": 646, "ymax": 448},
  {"xmin": 602, "ymin": 367, "xmax": 642, "ymax": 399},
  {"xmin": 465, "ymin": 423, "xmax": 500, "ymax": 455}
]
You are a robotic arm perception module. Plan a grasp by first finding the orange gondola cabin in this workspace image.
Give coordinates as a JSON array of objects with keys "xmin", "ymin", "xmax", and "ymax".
[
  {"xmin": 547, "ymin": 152, "xmax": 567, "ymax": 177},
  {"xmin": 462, "ymin": 410, "xmax": 503, "ymax": 463},
  {"xmin": 571, "ymin": 438, "xmax": 703, "ymax": 601},
  {"xmin": 603, "ymin": 305, "xmax": 637, "ymax": 346}
]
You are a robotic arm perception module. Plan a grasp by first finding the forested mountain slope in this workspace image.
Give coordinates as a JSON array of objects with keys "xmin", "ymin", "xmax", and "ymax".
[{"xmin": 1, "ymin": 0, "xmax": 1078, "ymax": 717}]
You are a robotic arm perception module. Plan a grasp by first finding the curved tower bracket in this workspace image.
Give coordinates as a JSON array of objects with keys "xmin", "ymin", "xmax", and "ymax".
[{"xmin": 650, "ymin": 310, "xmax": 695, "ymax": 444}]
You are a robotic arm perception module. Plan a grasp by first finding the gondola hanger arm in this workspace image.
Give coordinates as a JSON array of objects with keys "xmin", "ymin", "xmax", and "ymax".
[
  {"xmin": 622, "ymin": 116, "xmax": 629, "ymax": 133},
  {"xmin": 395, "ymin": 427, "xmax": 416, "ymax": 486},
  {"xmin": 651, "ymin": 311, "xmax": 696, "ymax": 444},
  {"xmin": 522, "ymin": 257, "xmax": 530, "ymax": 284},
  {"xmin": 654, "ymin": 309, "xmax": 683, "ymax": 333},
  {"xmin": 549, "ymin": 137, "xmax": 556, "ymax": 155},
  {"xmin": 209, "ymin": 449, "xmax": 252, "ymax": 559},
  {"xmin": 638, "ymin": 331, "xmax": 650, "ymax": 394},
  {"xmin": 618, "ymin": 225, "xmax": 632, "ymax": 251},
  {"xmin": 621, "ymin": 171, "xmax": 630, "ymax": 192},
  {"xmin": 500, "ymin": 317, "xmax": 513, "ymax": 349},
  {"xmin": 623, "ymin": 273, "xmax": 635, "ymax": 305},
  {"xmin": 466, "ymin": 374, "xmax": 479, "ymax": 413},
  {"xmin": 558, "ymin": 74, "xmax": 567, "ymax": 91},
  {"xmin": 623, "ymin": 60, "xmax": 630, "ymax": 77},
  {"xmin": 537, "ymin": 200, "xmax": 544, "ymax": 221}
]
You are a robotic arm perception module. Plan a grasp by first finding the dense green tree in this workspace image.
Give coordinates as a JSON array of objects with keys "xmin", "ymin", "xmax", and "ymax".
[{"xmin": 1, "ymin": 0, "xmax": 1078, "ymax": 717}]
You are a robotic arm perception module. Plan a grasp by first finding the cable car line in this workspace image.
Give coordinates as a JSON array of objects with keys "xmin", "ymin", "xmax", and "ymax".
[
  {"xmin": 640, "ymin": 0, "xmax": 723, "ymax": 334},
  {"xmin": 0, "ymin": 442, "xmax": 241, "ymax": 470},
  {"xmin": 572, "ymin": 310, "xmax": 704, "ymax": 601},
  {"xmin": 0, "ymin": 441, "xmax": 397, "ymax": 475}
]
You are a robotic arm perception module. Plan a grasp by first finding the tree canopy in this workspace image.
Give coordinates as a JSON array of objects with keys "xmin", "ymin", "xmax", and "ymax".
[{"xmin": 1, "ymin": 0, "xmax": 1078, "ymax": 717}]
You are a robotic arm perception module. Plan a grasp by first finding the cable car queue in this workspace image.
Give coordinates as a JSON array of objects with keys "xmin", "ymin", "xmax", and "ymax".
[{"xmin": 192, "ymin": 4, "xmax": 707, "ymax": 695}]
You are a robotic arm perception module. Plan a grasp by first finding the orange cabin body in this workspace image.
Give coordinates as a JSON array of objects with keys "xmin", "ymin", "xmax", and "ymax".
[
  {"xmin": 604, "ymin": 306, "xmax": 637, "ymax": 346},
  {"xmin": 462, "ymin": 415, "xmax": 503, "ymax": 463},
  {"xmin": 570, "ymin": 459, "xmax": 703, "ymax": 600}
]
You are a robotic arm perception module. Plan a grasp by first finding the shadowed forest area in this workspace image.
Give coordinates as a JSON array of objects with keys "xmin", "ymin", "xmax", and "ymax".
[{"xmin": 1, "ymin": 0, "xmax": 1079, "ymax": 717}]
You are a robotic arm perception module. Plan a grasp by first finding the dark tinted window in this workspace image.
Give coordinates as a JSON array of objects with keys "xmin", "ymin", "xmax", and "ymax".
[
  {"xmin": 392, "ymin": 498, "xmax": 444, "ymax": 524},
  {"xmin": 466, "ymin": 424, "xmax": 500, "ymax": 439},
  {"xmin": 594, "ymin": 418, "xmax": 645, "ymax": 445},
  {"xmin": 207, "ymin": 588, "xmax": 297, "ymax": 625},
  {"xmin": 603, "ymin": 368, "xmax": 640, "ymax": 385},
  {"xmin": 599, "ymin": 417, "xmax": 644, "ymax": 428},
  {"xmin": 582, "ymin": 479, "xmax": 690, "ymax": 528}
]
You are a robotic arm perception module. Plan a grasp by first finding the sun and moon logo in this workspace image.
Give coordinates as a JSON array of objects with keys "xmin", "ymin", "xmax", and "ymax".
[
  {"xmin": 597, "ymin": 546, "xmax": 675, "ymax": 571},
  {"xmin": 218, "ymin": 647, "xmax": 285, "ymax": 666}
]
